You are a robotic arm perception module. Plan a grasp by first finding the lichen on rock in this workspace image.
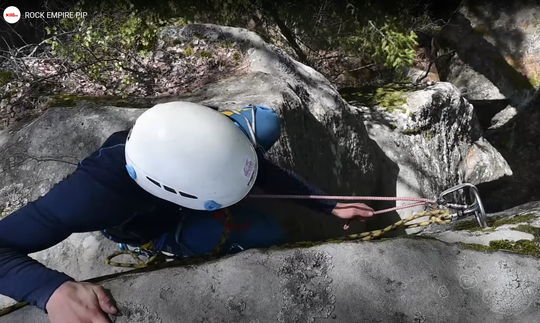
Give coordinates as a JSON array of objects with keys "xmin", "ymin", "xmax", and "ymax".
[
  {"xmin": 0, "ymin": 183, "xmax": 30, "ymax": 218},
  {"xmin": 277, "ymin": 250, "xmax": 335, "ymax": 323}
]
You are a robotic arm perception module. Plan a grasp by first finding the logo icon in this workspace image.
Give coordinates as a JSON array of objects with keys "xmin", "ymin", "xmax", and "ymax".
[
  {"xmin": 3, "ymin": 6, "xmax": 20, "ymax": 24},
  {"xmin": 243, "ymin": 158, "xmax": 254, "ymax": 179}
]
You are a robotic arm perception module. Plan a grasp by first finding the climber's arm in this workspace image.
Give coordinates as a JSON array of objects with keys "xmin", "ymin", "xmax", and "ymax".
[
  {"xmin": 0, "ymin": 131, "xmax": 143, "ymax": 311},
  {"xmin": 255, "ymin": 152, "xmax": 337, "ymax": 215}
]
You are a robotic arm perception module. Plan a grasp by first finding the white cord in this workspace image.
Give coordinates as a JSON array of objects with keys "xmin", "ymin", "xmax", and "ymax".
[{"xmin": 224, "ymin": 107, "xmax": 258, "ymax": 147}]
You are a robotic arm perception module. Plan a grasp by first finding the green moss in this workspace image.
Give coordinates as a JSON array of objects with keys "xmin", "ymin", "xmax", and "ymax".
[
  {"xmin": 389, "ymin": 123, "xmax": 397, "ymax": 130},
  {"xmin": 459, "ymin": 239, "xmax": 540, "ymax": 257},
  {"xmin": 457, "ymin": 242, "xmax": 489, "ymax": 251},
  {"xmin": 423, "ymin": 130, "xmax": 434, "ymax": 140},
  {"xmin": 184, "ymin": 46, "xmax": 193, "ymax": 56},
  {"xmin": 233, "ymin": 51, "xmax": 241, "ymax": 62},
  {"xmin": 496, "ymin": 239, "xmax": 540, "ymax": 255},
  {"xmin": 402, "ymin": 128, "xmax": 421, "ymax": 135},
  {"xmin": 453, "ymin": 213, "xmax": 537, "ymax": 232},
  {"xmin": 488, "ymin": 239, "xmax": 516, "ymax": 250},
  {"xmin": 46, "ymin": 94, "xmax": 149, "ymax": 108},
  {"xmin": 529, "ymin": 73, "xmax": 540, "ymax": 88},
  {"xmin": 513, "ymin": 240, "xmax": 540, "ymax": 255},
  {"xmin": 377, "ymin": 89, "xmax": 407, "ymax": 113},
  {"xmin": 171, "ymin": 18, "xmax": 187, "ymax": 26},
  {"xmin": 339, "ymin": 84, "xmax": 414, "ymax": 113},
  {"xmin": 197, "ymin": 50, "xmax": 213, "ymax": 58},
  {"xmin": 401, "ymin": 128, "xmax": 434, "ymax": 139},
  {"xmin": 222, "ymin": 40, "xmax": 234, "ymax": 48},
  {"xmin": 492, "ymin": 213, "xmax": 536, "ymax": 227},
  {"xmin": 452, "ymin": 219, "xmax": 487, "ymax": 232},
  {"xmin": 47, "ymin": 95, "xmax": 77, "ymax": 107},
  {"xmin": 0, "ymin": 71, "xmax": 15, "ymax": 85}
]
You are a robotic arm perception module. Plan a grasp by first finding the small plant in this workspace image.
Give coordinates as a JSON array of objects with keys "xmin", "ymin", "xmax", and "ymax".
[
  {"xmin": 339, "ymin": 83, "xmax": 412, "ymax": 112},
  {"xmin": 0, "ymin": 71, "xmax": 14, "ymax": 85},
  {"xmin": 375, "ymin": 22, "xmax": 418, "ymax": 69},
  {"xmin": 222, "ymin": 40, "xmax": 234, "ymax": 48},
  {"xmin": 198, "ymin": 50, "xmax": 213, "ymax": 58},
  {"xmin": 402, "ymin": 128, "xmax": 421, "ymax": 135},
  {"xmin": 423, "ymin": 130, "xmax": 434, "ymax": 140}
]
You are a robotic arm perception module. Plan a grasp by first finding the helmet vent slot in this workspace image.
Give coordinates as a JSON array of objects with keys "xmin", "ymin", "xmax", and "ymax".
[
  {"xmin": 146, "ymin": 176, "xmax": 198, "ymax": 200},
  {"xmin": 146, "ymin": 176, "xmax": 161, "ymax": 187},
  {"xmin": 163, "ymin": 185, "xmax": 176, "ymax": 194},
  {"xmin": 179, "ymin": 191, "xmax": 198, "ymax": 199}
]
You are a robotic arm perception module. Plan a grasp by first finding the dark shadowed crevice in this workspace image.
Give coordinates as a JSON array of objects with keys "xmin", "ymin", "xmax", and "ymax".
[{"xmin": 439, "ymin": 11, "xmax": 533, "ymax": 107}]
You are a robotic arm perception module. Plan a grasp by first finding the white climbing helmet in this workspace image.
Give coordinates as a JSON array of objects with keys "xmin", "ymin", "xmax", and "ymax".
[{"xmin": 124, "ymin": 101, "xmax": 259, "ymax": 211}]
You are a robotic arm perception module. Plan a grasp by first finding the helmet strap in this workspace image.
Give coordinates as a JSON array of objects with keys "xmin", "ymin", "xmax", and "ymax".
[{"xmin": 223, "ymin": 107, "xmax": 258, "ymax": 148}]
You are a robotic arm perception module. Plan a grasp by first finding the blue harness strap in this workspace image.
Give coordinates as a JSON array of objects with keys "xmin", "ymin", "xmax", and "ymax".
[
  {"xmin": 222, "ymin": 105, "xmax": 281, "ymax": 153},
  {"xmin": 152, "ymin": 206, "xmax": 286, "ymax": 257}
]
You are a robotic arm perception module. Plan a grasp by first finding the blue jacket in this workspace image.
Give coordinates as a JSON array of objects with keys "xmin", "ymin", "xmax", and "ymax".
[{"xmin": 0, "ymin": 130, "xmax": 337, "ymax": 311}]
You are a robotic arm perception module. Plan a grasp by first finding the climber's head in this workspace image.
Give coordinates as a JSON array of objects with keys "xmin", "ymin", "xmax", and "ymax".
[{"xmin": 124, "ymin": 101, "xmax": 258, "ymax": 211}]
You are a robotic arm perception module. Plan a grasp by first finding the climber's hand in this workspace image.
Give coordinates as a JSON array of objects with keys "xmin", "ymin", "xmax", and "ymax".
[
  {"xmin": 46, "ymin": 281, "xmax": 118, "ymax": 323},
  {"xmin": 332, "ymin": 202, "xmax": 375, "ymax": 230}
]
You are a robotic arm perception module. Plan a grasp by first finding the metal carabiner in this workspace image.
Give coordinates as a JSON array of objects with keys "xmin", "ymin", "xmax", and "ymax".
[
  {"xmin": 437, "ymin": 183, "xmax": 487, "ymax": 228},
  {"xmin": 131, "ymin": 246, "xmax": 158, "ymax": 259}
]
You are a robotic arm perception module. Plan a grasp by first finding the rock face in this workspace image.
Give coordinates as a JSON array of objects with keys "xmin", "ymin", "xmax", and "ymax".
[
  {"xmin": 0, "ymin": 23, "xmax": 383, "ymax": 308},
  {"xmin": 4, "ymin": 200, "xmax": 540, "ymax": 323},
  {"xmin": 346, "ymin": 82, "xmax": 511, "ymax": 232},
  {"xmin": 437, "ymin": 2, "xmax": 540, "ymax": 106},
  {"xmin": 0, "ymin": 23, "xmax": 518, "ymax": 315},
  {"xmin": 436, "ymin": 2, "xmax": 540, "ymax": 211}
]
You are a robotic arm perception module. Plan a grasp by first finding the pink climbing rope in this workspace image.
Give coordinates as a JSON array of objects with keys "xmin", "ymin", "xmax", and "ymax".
[{"xmin": 247, "ymin": 194, "xmax": 436, "ymax": 215}]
